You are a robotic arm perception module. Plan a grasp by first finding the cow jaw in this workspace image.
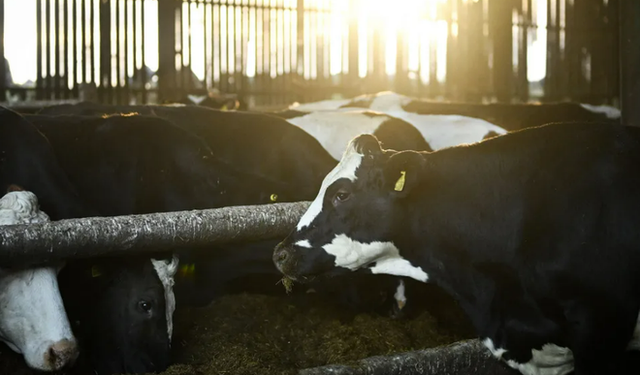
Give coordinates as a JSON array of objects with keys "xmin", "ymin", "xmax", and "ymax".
[
  {"xmin": 322, "ymin": 234, "xmax": 429, "ymax": 282},
  {"xmin": 0, "ymin": 267, "xmax": 78, "ymax": 371},
  {"xmin": 151, "ymin": 256, "xmax": 179, "ymax": 341}
]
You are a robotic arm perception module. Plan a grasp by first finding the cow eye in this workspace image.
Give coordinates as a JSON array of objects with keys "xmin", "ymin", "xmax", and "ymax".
[
  {"xmin": 138, "ymin": 300, "xmax": 152, "ymax": 313},
  {"xmin": 333, "ymin": 190, "xmax": 351, "ymax": 205}
]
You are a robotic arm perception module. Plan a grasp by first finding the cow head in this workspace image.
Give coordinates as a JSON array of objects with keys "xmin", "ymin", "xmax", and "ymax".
[
  {"xmin": 0, "ymin": 187, "xmax": 78, "ymax": 371},
  {"xmin": 59, "ymin": 255, "xmax": 179, "ymax": 375},
  {"xmin": 273, "ymin": 134, "xmax": 429, "ymax": 283}
]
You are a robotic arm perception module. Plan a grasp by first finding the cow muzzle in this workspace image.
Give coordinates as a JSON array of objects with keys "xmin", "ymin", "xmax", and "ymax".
[{"xmin": 26, "ymin": 338, "xmax": 79, "ymax": 372}]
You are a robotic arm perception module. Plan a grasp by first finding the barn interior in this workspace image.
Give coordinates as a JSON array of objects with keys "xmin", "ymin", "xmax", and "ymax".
[{"xmin": 0, "ymin": 0, "xmax": 637, "ymax": 375}]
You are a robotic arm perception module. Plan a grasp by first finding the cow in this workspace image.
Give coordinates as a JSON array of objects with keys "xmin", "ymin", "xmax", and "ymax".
[
  {"xmin": 0, "ymin": 186, "xmax": 78, "ymax": 372},
  {"xmin": 273, "ymin": 122, "xmax": 640, "ymax": 375},
  {"xmin": 288, "ymin": 93, "xmax": 508, "ymax": 150},
  {"xmin": 25, "ymin": 113, "xmax": 307, "ymax": 215},
  {"xmin": 37, "ymin": 103, "xmax": 337, "ymax": 197},
  {"xmin": 271, "ymin": 109, "xmax": 433, "ymax": 160},
  {"xmin": 0, "ymin": 107, "xmax": 178, "ymax": 375},
  {"xmin": 290, "ymin": 90, "xmax": 621, "ymax": 131}
]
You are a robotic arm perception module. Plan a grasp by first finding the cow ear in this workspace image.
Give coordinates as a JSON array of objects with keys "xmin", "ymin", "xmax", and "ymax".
[
  {"xmin": 384, "ymin": 151, "xmax": 426, "ymax": 198},
  {"xmin": 351, "ymin": 134, "xmax": 383, "ymax": 159}
]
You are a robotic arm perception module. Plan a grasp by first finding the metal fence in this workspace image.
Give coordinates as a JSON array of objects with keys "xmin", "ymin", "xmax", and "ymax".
[{"xmin": 0, "ymin": 0, "xmax": 620, "ymax": 109}]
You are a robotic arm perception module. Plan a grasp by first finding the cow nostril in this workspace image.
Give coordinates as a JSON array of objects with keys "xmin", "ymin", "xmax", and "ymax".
[{"xmin": 45, "ymin": 339, "xmax": 78, "ymax": 370}]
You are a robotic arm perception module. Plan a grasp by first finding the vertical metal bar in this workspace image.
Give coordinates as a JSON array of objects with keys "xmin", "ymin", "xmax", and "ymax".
[
  {"xmin": 124, "ymin": 0, "xmax": 130, "ymax": 104},
  {"xmin": 63, "ymin": 0, "xmax": 69, "ymax": 99},
  {"xmin": 203, "ymin": 0, "xmax": 208, "ymax": 91},
  {"xmin": 0, "ymin": 0, "xmax": 5, "ymax": 102},
  {"xmin": 37, "ymin": 0, "xmax": 43, "ymax": 100},
  {"xmin": 620, "ymin": 0, "xmax": 640, "ymax": 126},
  {"xmin": 73, "ymin": 0, "xmax": 78, "ymax": 97},
  {"xmin": 489, "ymin": 0, "xmax": 512, "ymax": 102},
  {"xmin": 132, "ymin": 0, "xmax": 137, "ymax": 102},
  {"xmin": 115, "ymin": 0, "xmax": 121, "ymax": 103},
  {"xmin": 99, "ymin": 0, "xmax": 111, "ymax": 103},
  {"xmin": 90, "ymin": 0, "xmax": 95, "ymax": 89},
  {"xmin": 187, "ymin": 0, "xmax": 192, "ymax": 92},
  {"xmin": 158, "ymin": 0, "xmax": 176, "ymax": 102},
  {"xmin": 141, "ymin": 0, "xmax": 147, "ymax": 103},
  {"xmin": 55, "ymin": 0, "xmax": 61, "ymax": 99},
  {"xmin": 81, "ymin": 0, "xmax": 86, "ymax": 84},
  {"xmin": 226, "ymin": 0, "xmax": 231, "ymax": 93},
  {"xmin": 45, "ymin": 0, "xmax": 52, "ymax": 99}
]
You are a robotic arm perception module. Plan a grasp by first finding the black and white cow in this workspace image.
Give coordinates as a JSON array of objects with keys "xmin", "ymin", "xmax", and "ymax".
[
  {"xmin": 0, "ymin": 186, "xmax": 78, "ymax": 372},
  {"xmin": 272, "ymin": 109, "xmax": 433, "ymax": 159},
  {"xmin": 274, "ymin": 122, "xmax": 640, "ymax": 375},
  {"xmin": 290, "ymin": 90, "xmax": 621, "ymax": 131},
  {"xmin": 0, "ymin": 107, "xmax": 178, "ymax": 375}
]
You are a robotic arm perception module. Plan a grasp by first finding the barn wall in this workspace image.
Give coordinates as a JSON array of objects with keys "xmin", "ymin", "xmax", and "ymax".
[{"xmin": 0, "ymin": 0, "xmax": 620, "ymax": 109}]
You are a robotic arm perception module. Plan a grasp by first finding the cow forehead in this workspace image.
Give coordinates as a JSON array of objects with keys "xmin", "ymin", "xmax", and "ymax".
[{"xmin": 296, "ymin": 143, "xmax": 364, "ymax": 230}]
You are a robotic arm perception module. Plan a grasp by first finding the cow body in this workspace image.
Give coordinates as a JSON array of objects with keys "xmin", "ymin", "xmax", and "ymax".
[
  {"xmin": 37, "ymin": 103, "xmax": 337, "ymax": 197},
  {"xmin": 274, "ymin": 122, "xmax": 640, "ymax": 375},
  {"xmin": 291, "ymin": 91, "xmax": 621, "ymax": 131},
  {"xmin": 0, "ymin": 188, "xmax": 78, "ymax": 372},
  {"xmin": 273, "ymin": 109, "xmax": 432, "ymax": 160}
]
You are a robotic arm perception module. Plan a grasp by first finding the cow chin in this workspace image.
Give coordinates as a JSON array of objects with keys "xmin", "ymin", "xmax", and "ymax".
[{"xmin": 273, "ymin": 241, "xmax": 343, "ymax": 283}]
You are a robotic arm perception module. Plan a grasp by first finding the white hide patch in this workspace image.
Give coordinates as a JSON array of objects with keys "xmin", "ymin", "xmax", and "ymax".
[
  {"xmin": 286, "ymin": 111, "xmax": 388, "ymax": 160},
  {"xmin": 394, "ymin": 280, "xmax": 407, "ymax": 309},
  {"xmin": 483, "ymin": 310, "xmax": 640, "ymax": 375},
  {"xmin": 579, "ymin": 103, "xmax": 621, "ymax": 119},
  {"xmin": 386, "ymin": 112, "xmax": 507, "ymax": 151},
  {"xmin": 322, "ymin": 234, "xmax": 429, "ymax": 282},
  {"xmin": 295, "ymin": 239, "xmax": 312, "ymax": 248},
  {"xmin": 483, "ymin": 338, "xmax": 574, "ymax": 375},
  {"xmin": 151, "ymin": 256, "xmax": 179, "ymax": 341},
  {"xmin": 288, "ymin": 98, "xmax": 352, "ymax": 111},
  {"xmin": 187, "ymin": 94, "xmax": 207, "ymax": 105},
  {"xmin": 296, "ymin": 139, "xmax": 364, "ymax": 230}
]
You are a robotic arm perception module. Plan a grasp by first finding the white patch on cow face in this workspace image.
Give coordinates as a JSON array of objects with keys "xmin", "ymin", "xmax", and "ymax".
[
  {"xmin": 151, "ymin": 256, "xmax": 179, "ymax": 341},
  {"xmin": 286, "ymin": 111, "xmax": 387, "ymax": 160},
  {"xmin": 579, "ymin": 103, "xmax": 621, "ymax": 119},
  {"xmin": 295, "ymin": 240, "xmax": 312, "ymax": 248},
  {"xmin": 322, "ymin": 234, "xmax": 429, "ymax": 282},
  {"xmin": 0, "ymin": 267, "xmax": 77, "ymax": 371},
  {"xmin": 386, "ymin": 112, "xmax": 507, "ymax": 151},
  {"xmin": 296, "ymin": 140, "xmax": 364, "ymax": 230},
  {"xmin": 0, "ymin": 190, "xmax": 77, "ymax": 371},
  {"xmin": 288, "ymin": 98, "xmax": 352, "ymax": 111},
  {"xmin": 394, "ymin": 280, "xmax": 407, "ymax": 310}
]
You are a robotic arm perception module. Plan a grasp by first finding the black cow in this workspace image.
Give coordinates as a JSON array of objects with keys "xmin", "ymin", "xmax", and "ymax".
[
  {"xmin": 274, "ymin": 122, "xmax": 640, "ymax": 375},
  {"xmin": 26, "ymin": 113, "xmax": 304, "ymax": 215},
  {"xmin": 37, "ymin": 102, "xmax": 337, "ymax": 198}
]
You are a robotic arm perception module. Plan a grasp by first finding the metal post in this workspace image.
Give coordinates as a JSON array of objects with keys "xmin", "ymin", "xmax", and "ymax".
[
  {"xmin": 157, "ymin": 0, "xmax": 177, "ymax": 103},
  {"xmin": 619, "ymin": 0, "xmax": 640, "ymax": 127},
  {"xmin": 0, "ymin": 0, "xmax": 6, "ymax": 102}
]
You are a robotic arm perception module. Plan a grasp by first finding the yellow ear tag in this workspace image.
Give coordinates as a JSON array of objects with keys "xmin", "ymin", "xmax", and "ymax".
[
  {"xmin": 394, "ymin": 171, "xmax": 407, "ymax": 192},
  {"xmin": 91, "ymin": 266, "xmax": 102, "ymax": 278},
  {"xmin": 220, "ymin": 104, "xmax": 228, "ymax": 111},
  {"xmin": 270, "ymin": 193, "xmax": 278, "ymax": 202},
  {"xmin": 179, "ymin": 263, "xmax": 196, "ymax": 277}
]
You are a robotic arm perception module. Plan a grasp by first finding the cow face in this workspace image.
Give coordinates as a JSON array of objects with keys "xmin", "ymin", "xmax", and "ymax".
[
  {"xmin": 60, "ymin": 255, "xmax": 178, "ymax": 375},
  {"xmin": 273, "ymin": 134, "xmax": 429, "ymax": 283},
  {"xmin": 0, "ymin": 265, "xmax": 78, "ymax": 371}
]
